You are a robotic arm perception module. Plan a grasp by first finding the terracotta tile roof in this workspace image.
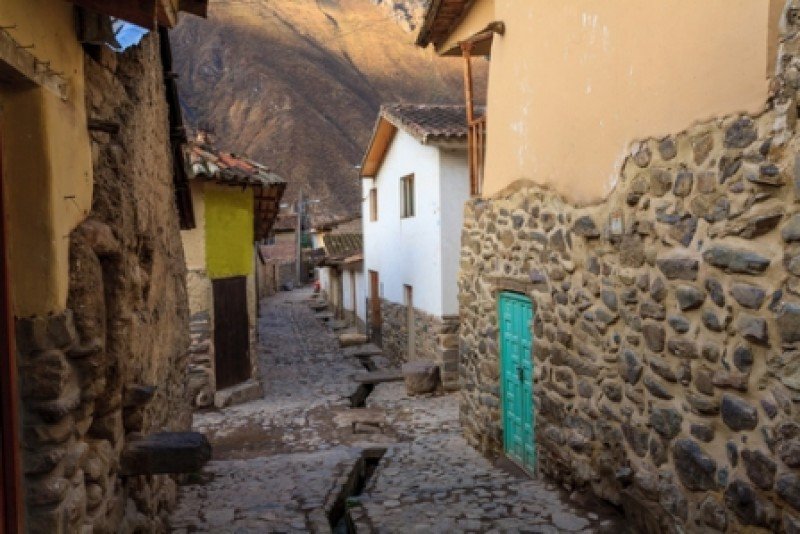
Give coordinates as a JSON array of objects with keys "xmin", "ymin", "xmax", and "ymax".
[
  {"xmin": 186, "ymin": 144, "xmax": 285, "ymax": 187},
  {"xmin": 185, "ymin": 142, "xmax": 286, "ymax": 240},
  {"xmin": 259, "ymin": 242, "xmax": 296, "ymax": 262},
  {"xmin": 380, "ymin": 104, "xmax": 469, "ymax": 144},
  {"xmin": 273, "ymin": 213, "xmax": 298, "ymax": 232},
  {"xmin": 416, "ymin": 0, "xmax": 472, "ymax": 49},
  {"xmin": 322, "ymin": 233, "xmax": 363, "ymax": 260}
]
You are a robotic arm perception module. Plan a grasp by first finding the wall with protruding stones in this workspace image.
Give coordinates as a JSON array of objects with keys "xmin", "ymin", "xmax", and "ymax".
[
  {"xmin": 458, "ymin": 13, "xmax": 800, "ymax": 533},
  {"xmin": 380, "ymin": 300, "xmax": 460, "ymax": 390},
  {"xmin": 16, "ymin": 36, "xmax": 191, "ymax": 533}
]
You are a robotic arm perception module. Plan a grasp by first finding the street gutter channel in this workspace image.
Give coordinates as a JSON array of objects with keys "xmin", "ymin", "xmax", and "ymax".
[
  {"xmin": 328, "ymin": 447, "xmax": 386, "ymax": 534},
  {"xmin": 349, "ymin": 357, "xmax": 376, "ymax": 408}
]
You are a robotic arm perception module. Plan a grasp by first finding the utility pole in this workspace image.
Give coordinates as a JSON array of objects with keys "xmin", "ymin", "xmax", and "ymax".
[{"xmin": 295, "ymin": 191, "xmax": 304, "ymax": 286}]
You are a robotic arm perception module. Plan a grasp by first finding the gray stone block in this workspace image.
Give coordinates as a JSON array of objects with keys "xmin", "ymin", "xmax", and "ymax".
[
  {"xmin": 402, "ymin": 361, "xmax": 440, "ymax": 395},
  {"xmin": 120, "ymin": 432, "xmax": 211, "ymax": 475}
]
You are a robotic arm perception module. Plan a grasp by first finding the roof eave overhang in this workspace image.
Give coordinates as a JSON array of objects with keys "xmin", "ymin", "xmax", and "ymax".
[
  {"xmin": 429, "ymin": 138, "xmax": 468, "ymax": 149},
  {"xmin": 360, "ymin": 117, "xmax": 397, "ymax": 179}
]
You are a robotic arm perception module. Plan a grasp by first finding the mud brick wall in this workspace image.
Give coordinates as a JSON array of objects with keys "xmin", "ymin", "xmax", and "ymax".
[
  {"xmin": 380, "ymin": 300, "xmax": 459, "ymax": 390},
  {"xmin": 457, "ymin": 15, "xmax": 800, "ymax": 534},
  {"xmin": 16, "ymin": 35, "xmax": 191, "ymax": 533}
]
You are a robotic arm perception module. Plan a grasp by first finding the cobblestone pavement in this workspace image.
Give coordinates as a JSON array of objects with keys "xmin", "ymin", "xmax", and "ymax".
[{"xmin": 170, "ymin": 288, "xmax": 626, "ymax": 533}]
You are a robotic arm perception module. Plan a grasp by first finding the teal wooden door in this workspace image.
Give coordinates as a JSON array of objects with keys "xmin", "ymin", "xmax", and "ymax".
[{"xmin": 499, "ymin": 292, "xmax": 535, "ymax": 471}]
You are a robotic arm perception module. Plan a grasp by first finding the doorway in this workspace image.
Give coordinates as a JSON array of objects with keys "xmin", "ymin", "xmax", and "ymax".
[
  {"xmin": 212, "ymin": 276, "xmax": 251, "ymax": 389},
  {"xmin": 350, "ymin": 271, "xmax": 356, "ymax": 316},
  {"xmin": 404, "ymin": 285, "xmax": 414, "ymax": 360},
  {"xmin": 368, "ymin": 270, "xmax": 381, "ymax": 345},
  {"xmin": 498, "ymin": 291, "xmax": 535, "ymax": 472}
]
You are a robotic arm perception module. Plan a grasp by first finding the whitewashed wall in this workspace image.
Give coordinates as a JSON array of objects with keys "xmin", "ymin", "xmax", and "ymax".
[
  {"xmin": 341, "ymin": 266, "xmax": 366, "ymax": 321},
  {"xmin": 317, "ymin": 266, "xmax": 331, "ymax": 297},
  {"xmin": 363, "ymin": 129, "xmax": 468, "ymax": 318},
  {"xmin": 439, "ymin": 148, "xmax": 470, "ymax": 316}
]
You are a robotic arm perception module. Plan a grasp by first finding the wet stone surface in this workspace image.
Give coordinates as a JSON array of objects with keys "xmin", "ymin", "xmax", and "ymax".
[{"xmin": 170, "ymin": 289, "xmax": 625, "ymax": 533}]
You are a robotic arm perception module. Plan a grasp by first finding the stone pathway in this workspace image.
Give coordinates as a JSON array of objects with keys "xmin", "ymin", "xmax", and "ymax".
[{"xmin": 169, "ymin": 288, "xmax": 626, "ymax": 533}]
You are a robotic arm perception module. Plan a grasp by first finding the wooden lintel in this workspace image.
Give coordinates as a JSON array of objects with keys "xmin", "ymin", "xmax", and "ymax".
[
  {"xmin": 156, "ymin": 0, "xmax": 178, "ymax": 28},
  {"xmin": 179, "ymin": 0, "xmax": 208, "ymax": 17},
  {"xmin": 0, "ymin": 29, "xmax": 67, "ymax": 100}
]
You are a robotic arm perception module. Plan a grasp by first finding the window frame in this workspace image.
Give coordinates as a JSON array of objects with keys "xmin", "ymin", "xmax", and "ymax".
[
  {"xmin": 400, "ymin": 173, "xmax": 415, "ymax": 219},
  {"xmin": 369, "ymin": 187, "xmax": 378, "ymax": 222}
]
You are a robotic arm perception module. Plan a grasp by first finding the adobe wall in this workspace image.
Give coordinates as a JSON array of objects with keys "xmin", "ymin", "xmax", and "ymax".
[
  {"xmin": 459, "ymin": 15, "xmax": 800, "ymax": 532},
  {"xmin": 17, "ymin": 34, "xmax": 191, "ymax": 533}
]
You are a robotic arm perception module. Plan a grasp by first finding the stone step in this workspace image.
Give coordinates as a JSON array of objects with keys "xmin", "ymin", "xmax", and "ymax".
[
  {"xmin": 315, "ymin": 312, "xmax": 334, "ymax": 321},
  {"xmin": 120, "ymin": 432, "xmax": 211, "ymax": 476},
  {"xmin": 329, "ymin": 320, "xmax": 349, "ymax": 330},
  {"xmin": 339, "ymin": 333, "xmax": 368, "ymax": 347},
  {"xmin": 310, "ymin": 302, "xmax": 328, "ymax": 311},
  {"xmin": 354, "ymin": 370, "xmax": 404, "ymax": 385},
  {"xmin": 343, "ymin": 344, "xmax": 383, "ymax": 358}
]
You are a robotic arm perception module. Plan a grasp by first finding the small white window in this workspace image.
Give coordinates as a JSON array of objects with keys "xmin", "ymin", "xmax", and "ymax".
[
  {"xmin": 400, "ymin": 174, "xmax": 415, "ymax": 218},
  {"xmin": 369, "ymin": 188, "xmax": 378, "ymax": 222}
]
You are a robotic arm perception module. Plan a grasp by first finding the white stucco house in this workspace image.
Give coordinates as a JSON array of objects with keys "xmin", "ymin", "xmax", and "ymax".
[
  {"xmin": 316, "ymin": 233, "xmax": 365, "ymax": 331},
  {"xmin": 359, "ymin": 103, "xmax": 470, "ymax": 390}
]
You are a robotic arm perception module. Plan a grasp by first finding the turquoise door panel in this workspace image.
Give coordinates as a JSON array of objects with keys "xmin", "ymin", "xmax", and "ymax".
[{"xmin": 499, "ymin": 292, "xmax": 535, "ymax": 471}]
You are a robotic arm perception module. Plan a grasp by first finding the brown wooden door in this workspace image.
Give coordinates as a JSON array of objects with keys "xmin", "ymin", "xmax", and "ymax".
[
  {"xmin": 369, "ymin": 270, "xmax": 380, "ymax": 327},
  {"xmin": 213, "ymin": 276, "xmax": 251, "ymax": 389}
]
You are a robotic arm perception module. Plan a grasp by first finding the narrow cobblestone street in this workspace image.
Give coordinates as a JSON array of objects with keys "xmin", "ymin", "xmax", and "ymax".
[{"xmin": 169, "ymin": 289, "xmax": 626, "ymax": 533}]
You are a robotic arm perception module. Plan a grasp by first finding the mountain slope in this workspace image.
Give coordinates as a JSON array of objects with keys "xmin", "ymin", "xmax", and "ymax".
[{"xmin": 171, "ymin": 0, "xmax": 482, "ymax": 216}]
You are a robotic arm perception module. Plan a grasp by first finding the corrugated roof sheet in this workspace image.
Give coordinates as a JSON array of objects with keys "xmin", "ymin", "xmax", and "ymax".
[{"xmin": 380, "ymin": 103, "xmax": 470, "ymax": 144}]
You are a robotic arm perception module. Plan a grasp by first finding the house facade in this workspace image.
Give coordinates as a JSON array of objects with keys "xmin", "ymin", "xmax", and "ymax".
[
  {"xmin": 418, "ymin": 1, "xmax": 800, "ymax": 531},
  {"xmin": 360, "ymin": 104, "xmax": 470, "ymax": 390},
  {"xmin": 318, "ymin": 233, "xmax": 365, "ymax": 331},
  {"xmin": 181, "ymin": 142, "xmax": 285, "ymax": 408},
  {"xmin": 0, "ymin": 1, "xmax": 209, "ymax": 532}
]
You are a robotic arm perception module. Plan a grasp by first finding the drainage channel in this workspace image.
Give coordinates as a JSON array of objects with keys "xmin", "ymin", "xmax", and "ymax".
[
  {"xmin": 328, "ymin": 447, "xmax": 387, "ymax": 534},
  {"xmin": 349, "ymin": 357, "xmax": 377, "ymax": 408}
]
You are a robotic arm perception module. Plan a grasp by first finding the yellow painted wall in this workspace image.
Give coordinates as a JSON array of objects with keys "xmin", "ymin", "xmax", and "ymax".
[
  {"xmin": 0, "ymin": 0, "xmax": 93, "ymax": 316},
  {"xmin": 205, "ymin": 184, "xmax": 254, "ymax": 279},
  {"xmin": 439, "ymin": 0, "xmax": 778, "ymax": 204}
]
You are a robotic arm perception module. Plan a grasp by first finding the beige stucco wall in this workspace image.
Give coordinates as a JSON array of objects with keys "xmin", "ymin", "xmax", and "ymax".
[
  {"xmin": 181, "ymin": 183, "xmax": 212, "ymax": 317},
  {"xmin": 440, "ymin": 0, "xmax": 781, "ymax": 204},
  {"xmin": 0, "ymin": 0, "xmax": 93, "ymax": 317},
  {"xmin": 182, "ymin": 182, "xmax": 207, "ymax": 271}
]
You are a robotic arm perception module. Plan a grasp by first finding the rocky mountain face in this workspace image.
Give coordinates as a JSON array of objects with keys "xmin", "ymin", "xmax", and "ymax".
[{"xmin": 171, "ymin": 0, "xmax": 481, "ymax": 217}]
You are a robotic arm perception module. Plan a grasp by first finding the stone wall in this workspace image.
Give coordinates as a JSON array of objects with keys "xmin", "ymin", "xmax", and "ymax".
[
  {"xmin": 187, "ymin": 311, "xmax": 214, "ymax": 407},
  {"xmin": 458, "ymin": 11, "xmax": 800, "ymax": 532},
  {"xmin": 16, "ymin": 35, "xmax": 191, "ymax": 533},
  {"xmin": 380, "ymin": 300, "xmax": 459, "ymax": 390}
]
